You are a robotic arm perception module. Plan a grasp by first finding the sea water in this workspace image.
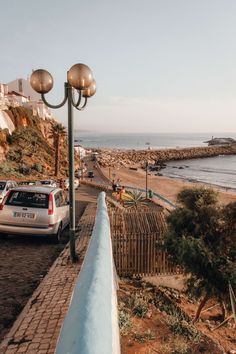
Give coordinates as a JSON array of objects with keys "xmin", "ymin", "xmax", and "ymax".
[
  {"xmin": 160, "ymin": 155, "xmax": 236, "ymax": 191},
  {"xmin": 75, "ymin": 132, "xmax": 228, "ymax": 150},
  {"xmin": 75, "ymin": 132, "xmax": 236, "ymax": 191}
]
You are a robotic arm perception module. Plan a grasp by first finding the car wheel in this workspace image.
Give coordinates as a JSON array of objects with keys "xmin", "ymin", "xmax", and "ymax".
[{"xmin": 53, "ymin": 223, "xmax": 62, "ymax": 244}]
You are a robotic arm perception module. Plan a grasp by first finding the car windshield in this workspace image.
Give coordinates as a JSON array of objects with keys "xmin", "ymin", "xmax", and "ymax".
[
  {"xmin": 40, "ymin": 181, "xmax": 52, "ymax": 185},
  {"xmin": 0, "ymin": 182, "xmax": 6, "ymax": 190},
  {"xmin": 6, "ymin": 191, "xmax": 49, "ymax": 209}
]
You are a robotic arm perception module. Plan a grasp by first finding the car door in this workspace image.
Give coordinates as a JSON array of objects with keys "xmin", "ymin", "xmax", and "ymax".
[{"xmin": 54, "ymin": 191, "xmax": 68, "ymax": 228}]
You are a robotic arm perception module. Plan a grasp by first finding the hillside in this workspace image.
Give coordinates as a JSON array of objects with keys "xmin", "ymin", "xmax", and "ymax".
[
  {"xmin": 0, "ymin": 106, "xmax": 69, "ymax": 179},
  {"xmin": 119, "ymin": 279, "xmax": 235, "ymax": 354}
]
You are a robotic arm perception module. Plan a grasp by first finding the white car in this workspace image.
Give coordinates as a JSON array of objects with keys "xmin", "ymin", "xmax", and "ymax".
[
  {"xmin": 0, "ymin": 186, "xmax": 69, "ymax": 242},
  {"xmin": 38, "ymin": 180, "xmax": 57, "ymax": 187},
  {"xmin": 0, "ymin": 180, "xmax": 18, "ymax": 204},
  {"xmin": 65, "ymin": 178, "xmax": 80, "ymax": 190}
]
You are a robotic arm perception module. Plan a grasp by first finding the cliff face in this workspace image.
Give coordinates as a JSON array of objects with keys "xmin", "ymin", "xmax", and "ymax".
[
  {"xmin": 97, "ymin": 145, "xmax": 236, "ymax": 168},
  {"xmin": 0, "ymin": 107, "xmax": 68, "ymax": 178}
]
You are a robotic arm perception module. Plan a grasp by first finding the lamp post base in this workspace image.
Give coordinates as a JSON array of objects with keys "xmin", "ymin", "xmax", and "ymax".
[{"xmin": 69, "ymin": 229, "xmax": 78, "ymax": 263}]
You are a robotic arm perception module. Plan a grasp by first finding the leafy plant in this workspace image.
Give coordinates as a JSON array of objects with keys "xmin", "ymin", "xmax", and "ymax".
[
  {"xmin": 171, "ymin": 343, "xmax": 192, "ymax": 354},
  {"xmin": 164, "ymin": 313, "xmax": 200, "ymax": 341},
  {"xmin": 0, "ymin": 162, "xmax": 17, "ymax": 175},
  {"xmin": 129, "ymin": 292, "xmax": 151, "ymax": 318},
  {"xmin": 19, "ymin": 164, "xmax": 31, "ymax": 175},
  {"xmin": 124, "ymin": 189, "xmax": 148, "ymax": 210},
  {"xmin": 118, "ymin": 304, "xmax": 132, "ymax": 335},
  {"xmin": 32, "ymin": 163, "xmax": 43, "ymax": 173},
  {"xmin": 161, "ymin": 337, "xmax": 193, "ymax": 354},
  {"xmin": 133, "ymin": 329, "xmax": 155, "ymax": 343},
  {"xmin": 7, "ymin": 150, "xmax": 21, "ymax": 162}
]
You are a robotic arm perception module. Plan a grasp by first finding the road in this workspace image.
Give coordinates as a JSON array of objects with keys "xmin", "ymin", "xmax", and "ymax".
[{"xmin": 0, "ymin": 183, "xmax": 100, "ymax": 342}]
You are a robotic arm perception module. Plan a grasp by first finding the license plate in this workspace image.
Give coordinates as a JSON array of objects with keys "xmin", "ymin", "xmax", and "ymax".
[{"xmin": 13, "ymin": 212, "xmax": 35, "ymax": 219}]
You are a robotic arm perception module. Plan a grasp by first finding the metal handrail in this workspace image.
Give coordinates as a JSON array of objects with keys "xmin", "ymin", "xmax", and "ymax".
[{"xmin": 55, "ymin": 192, "xmax": 120, "ymax": 354}]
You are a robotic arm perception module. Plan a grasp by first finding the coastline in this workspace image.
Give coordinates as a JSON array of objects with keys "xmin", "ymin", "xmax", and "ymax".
[
  {"xmin": 101, "ymin": 166, "xmax": 236, "ymax": 205},
  {"xmin": 95, "ymin": 145, "xmax": 236, "ymax": 205}
]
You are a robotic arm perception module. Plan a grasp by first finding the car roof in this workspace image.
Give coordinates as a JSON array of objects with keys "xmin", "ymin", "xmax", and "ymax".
[
  {"xmin": 9, "ymin": 186, "xmax": 60, "ymax": 194},
  {"xmin": 0, "ymin": 180, "xmax": 16, "ymax": 183}
]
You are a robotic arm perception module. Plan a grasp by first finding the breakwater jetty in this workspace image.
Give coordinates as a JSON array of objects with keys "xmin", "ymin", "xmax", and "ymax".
[{"xmin": 97, "ymin": 145, "xmax": 236, "ymax": 168}]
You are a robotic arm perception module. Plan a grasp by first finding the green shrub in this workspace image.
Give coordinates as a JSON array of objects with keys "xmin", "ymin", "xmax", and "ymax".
[
  {"xmin": 132, "ymin": 329, "xmax": 155, "ymax": 343},
  {"xmin": 32, "ymin": 163, "xmax": 43, "ymax": 173},
  {"xmin": 0, "ymin": 162, "xmax": 16, "ymax": 175},
  {"xmin": 129, "ymin": 293, "xmax": 151, "ymax": 318},
  {"xmin": 7, "ymin": 150, "xmax": 21, "ymax": 161},
  {"xmin": 118, "ymin": 304, "xmax": 132, "ymax": 335},
  {"xmin": 19, "ymin": 164, "xmax": 31, "ymax": 175},
  {"xmin": 164, "ymin": 313, "xmax": 200, "ymax": 341}
]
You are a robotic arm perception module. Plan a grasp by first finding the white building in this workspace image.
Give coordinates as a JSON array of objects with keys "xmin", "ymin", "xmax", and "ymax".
[
  {"xmin": 0, "ymin": 84, "xmax": 9, "ymax": 110},
  {"xmin": 7, "ymin": 78, "xmax": 51, "ymax": 119},
  {"xmin": 7, "ymin": 78, "xmax": 40, "ymax": 101},
  {"xmin": 7, "ymin": 91, "xmax": 29, "ymax": 106},
  {"xmin": 0, "ymin": 83, "xmax": 8, "ymax": 98},
  {"xmin": 74, "ymin": 144, "xmax": 86, "ymax": 158},
  {"xmin": 23, "ymin": 100, "xmax": 51, "ymax": 119}
]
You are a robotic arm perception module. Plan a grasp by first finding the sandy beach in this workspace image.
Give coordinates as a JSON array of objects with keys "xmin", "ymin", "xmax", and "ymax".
[{"xmin": 101, "ymin": 166, "xmax": 236, "ymax": 206}]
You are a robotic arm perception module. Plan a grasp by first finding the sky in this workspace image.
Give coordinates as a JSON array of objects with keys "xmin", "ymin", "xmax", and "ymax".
[{"xmin": 0, "ymin": 0, "xmax": 236, "ymax": 133}]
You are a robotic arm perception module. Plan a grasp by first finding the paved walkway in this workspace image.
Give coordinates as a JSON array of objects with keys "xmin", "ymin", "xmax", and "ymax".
[{"xmin": 0, "ymin": 184, "xmax": 99, "ymax": 354}]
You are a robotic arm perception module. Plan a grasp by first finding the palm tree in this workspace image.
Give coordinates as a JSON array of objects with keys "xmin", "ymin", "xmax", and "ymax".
[{"xmin": 49, "ymin": 123, "xmax": 67, "ymax": 177}]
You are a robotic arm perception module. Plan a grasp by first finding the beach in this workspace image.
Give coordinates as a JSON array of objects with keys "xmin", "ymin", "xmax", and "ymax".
[{"xmin": 101, "ymin": 165, "xmax": 236, "ymax": 205}]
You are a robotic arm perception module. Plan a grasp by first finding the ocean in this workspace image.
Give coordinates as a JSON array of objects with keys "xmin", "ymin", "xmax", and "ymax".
[{"xmin": 75, "ymin": 132, "xmax": 236, "ymax": 191}]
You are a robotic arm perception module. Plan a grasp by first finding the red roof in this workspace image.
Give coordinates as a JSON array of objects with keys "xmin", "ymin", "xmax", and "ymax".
[{"xmin": 7, "ymin": 91, "xmax": 28, "ymax": 98}]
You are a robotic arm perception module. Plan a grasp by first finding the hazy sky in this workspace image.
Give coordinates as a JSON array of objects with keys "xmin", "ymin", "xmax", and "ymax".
[{"xmin": 0, "ymin": 0, "xmax": 236, "ymax": 133}]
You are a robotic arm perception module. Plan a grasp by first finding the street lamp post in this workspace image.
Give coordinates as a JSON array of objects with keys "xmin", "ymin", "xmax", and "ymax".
[
  {"xmin": 145, "ymin": 161, "xmax": 149, "ymax": 199},
  {"xmin": 30, "ymin": 64, "xmax": 96, "ymax": 262}
]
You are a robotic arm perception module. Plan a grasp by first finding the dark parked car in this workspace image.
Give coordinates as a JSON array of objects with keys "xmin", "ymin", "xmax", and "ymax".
[{"xmin": 88, "ymin": 171, "xmax": 94, "ymax": 178}]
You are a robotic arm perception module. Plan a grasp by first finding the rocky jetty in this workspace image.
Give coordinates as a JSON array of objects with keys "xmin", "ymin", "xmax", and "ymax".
[
  {"xmin": 96, "ymin": 145, "xmax": 236, "ymax": 168},
  {"xmin": 204, "ymin": 137, "xmax": 236, "ymax": 146}
]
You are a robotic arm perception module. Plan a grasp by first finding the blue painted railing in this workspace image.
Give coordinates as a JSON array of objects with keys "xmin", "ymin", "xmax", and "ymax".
[{"xmin": 55, "ymin": 192, "xmax": 120, "ymax": 354}]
